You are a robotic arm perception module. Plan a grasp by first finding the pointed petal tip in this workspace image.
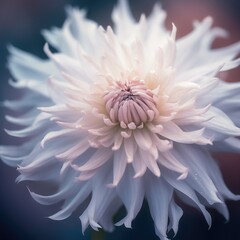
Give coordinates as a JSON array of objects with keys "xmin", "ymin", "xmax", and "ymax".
[
  {"xmin": 40, "ymin": 140, "xmax": 45, "ymax": 148},
  {"xmin": 43, "ymin": 42, "xmax": 49, "ymax": 52},
  {"xmin": 15, "ymin": 174, "xmax": 24, "ymax": 183},
  {"xmin": 133, "ymin": 172, "xmax": 143, "ymax": 179},
  {"xmin": 48, "ymin": 211, "xmax": 69, "ymax": 221},
  {"xmin": 171, "ymin": 23, "xmax": 177, "ymax": 40},
  {"xmin": 90, "ymin": 220, "xmax": 102, "ymax": 231},
  {"xmin": 177, "ymin": 169, "xmax": 188, "ymax": 180},
  {"xmin": 207, "ymin": 221, "xmax": 212, "ymax": 230},
  {"xmin": 79, "ymin": 215, "xmax": 89, "ymax": 234},
  {"xmin": 43, "ymin": 43, "xmax": 53, "ymax": 58},
  {"xmin": 229, "ymin": 194, "xmax": 240, "ymax": 201},
  {"xmin": 107, "ymin": 183, "xmax": 117, "ymax": 188},
  {"xmin": 151, "ymin": 168, "xmax": 161, "ymax": 178},
  {"xmin": 115, "ymin": 218, "xmax": 132, "ymax": 228}
]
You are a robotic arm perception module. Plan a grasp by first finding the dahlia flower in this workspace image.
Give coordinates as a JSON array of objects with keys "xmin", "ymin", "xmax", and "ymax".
[{"xmin": 1, "ymin": 0, "xmax": 240, "ymax": 239}]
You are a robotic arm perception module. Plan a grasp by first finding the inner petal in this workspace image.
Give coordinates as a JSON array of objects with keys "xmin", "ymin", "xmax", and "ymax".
[{"xmin": 104, "ymin": 80, "xmax": 159, "ymax": 128}]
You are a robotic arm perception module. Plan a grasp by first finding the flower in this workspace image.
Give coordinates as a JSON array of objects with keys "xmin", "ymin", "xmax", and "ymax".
[{"xmin": 1, "ymin": 0, "xmax": 240, "ymax": 239}]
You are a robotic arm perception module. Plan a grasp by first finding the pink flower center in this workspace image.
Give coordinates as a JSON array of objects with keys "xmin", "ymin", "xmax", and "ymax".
[{"xmin": 104, "ymin": 80, "xmax": 159, "ymax": 128}]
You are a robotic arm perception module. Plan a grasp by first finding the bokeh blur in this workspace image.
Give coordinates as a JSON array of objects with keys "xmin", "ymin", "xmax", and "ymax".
[{"xmin": 0, "ymin": 0, "xmax": 240, "ymax": 239}]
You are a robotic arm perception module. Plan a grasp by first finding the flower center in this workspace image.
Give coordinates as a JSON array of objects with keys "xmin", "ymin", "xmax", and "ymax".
[{"xmin": 104, "ymin": 80, "xmax": 159, "ymax": 128}]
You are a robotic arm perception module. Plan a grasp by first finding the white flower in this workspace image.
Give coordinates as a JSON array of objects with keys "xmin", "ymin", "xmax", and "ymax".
[{"xmin": 1, "ymin": 0, "xmax": 240, "ymax": 239}]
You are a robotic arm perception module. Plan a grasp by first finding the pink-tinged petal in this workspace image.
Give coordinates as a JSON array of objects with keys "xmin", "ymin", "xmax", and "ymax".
[
  {"xmin": 161, "ymin": 121, "xmax": 211, "ymax": 145},
  {"xmin": 109, "ymin": 147, "xmax": 127, "ymax": 187},
  {"xmin": 123, "ymin": 138, "xmax": 137, "ymax": 163},
  {"xmin": 133, "ymin": 129, "xmax": 153, "ymax": 150},
  {"xmin": 140, "ymin": 150, "xmax": 161, "ymax": 177},
  {"xmin": 132, "ymin": 150, "xmax": 147, "ymax": 178}
]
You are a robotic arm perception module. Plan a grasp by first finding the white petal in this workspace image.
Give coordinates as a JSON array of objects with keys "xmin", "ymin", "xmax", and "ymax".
[
  {"xmin": 168, "ymin": 200, "xmax": 183, "ymax": 236},
  {"xmin": 174, "ymin": 145, "xmax": 223, "ymax": 205},
  {"xmin": 133, "ymin": 129, "xmax": 153, "ymax": 150},
  {"xmin": 159, "ymin": 152, "xmax": 188, "ymax": 180},
  {"xmin": 7, "ymin": 45, "xmax": 54, "ymax": 95},
  {"xmin": 141, "ymin": 150, "xmax": 161, "ymax": 177},
  {"xmin": 116, "ymin": 166, "xmax": 144, "ymax": 228},
  {"xmin": 161, "ymin": 121, "xmax": 210, "ymax": 145},
  {"xmin": 49, "ymin": 182, "xmax": 91, "ymax": 220},
  {"xmin": 163, "ymin": 169, "xmax": 212, "ymax": 227},
  {"xmin": 109, "ymin": 147, "xmax": 127, "ymax": 187},
  {"xmin": 203, "ymin": 106, "xmax": 240, "ymax": 140},
  {"xmin": 132, "ymin": 149, "xmax": 147, "ymax": 178},
  {"xmin": 80, "ymin": 166, "xmax": 115, "ymax": 232},
  {"xmin": 146, "ymin": 176, "xmax": 173, "ymax": 240},
  {"xmin": 76, "ymin": 148, "xmax": 112, "ymax": 171},
  {"xmin": 112, "ymin": 0, "xmax": 135, "ymax": 39},
  {"xmin": 99, "ymin": 198, "xmax": 122, "ymax": 232}
]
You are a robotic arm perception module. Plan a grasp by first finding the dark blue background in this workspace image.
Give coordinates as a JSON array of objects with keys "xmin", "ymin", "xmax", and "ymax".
[{"xmin": 0, "ymin": 0, "xmax": 240, "ymax": 239}]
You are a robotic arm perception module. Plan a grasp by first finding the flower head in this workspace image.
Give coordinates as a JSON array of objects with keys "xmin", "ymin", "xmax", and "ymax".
[{"xmin": 1, "ymin": 0, "xmax": 240, "ymax": 239}]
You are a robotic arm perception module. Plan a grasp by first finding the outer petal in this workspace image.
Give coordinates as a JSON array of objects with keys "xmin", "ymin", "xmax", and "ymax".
[
  {"xmin": 116, "ymin": 166, "xmax": 144, "ymax": 228},
  {"xmin": 7, "ymin": 46, "xmax": 56, "ymax": 96},
  {"xmin": 80, "ymin": 164, "xmax": 116, "ymax": 232},
  {"xmin": 112, "ymin": 0, "xmax": 135, "ymax": 39},
  {"xmin": 146, "ymin": 174, "xmax": 173, "ymax": 240}
]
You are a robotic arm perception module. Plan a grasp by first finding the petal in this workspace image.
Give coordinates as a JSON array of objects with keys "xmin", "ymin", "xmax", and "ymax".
[
  {"xmin": 174, "ymin": 145, "xmax": 223, "ymax": 205},
  {"xmin": 163, "ymin": 169, "xmax": 212, "ymax": 227},
  {"xmin": 75, "ymin": 148, "xmax": 112, "ymax": 172},
  {"xmin": 161, "ymin": 121, "xmax": 210, "ymax": 145},
  {"xmin": 49, "ymin": 182, "xmax": 91, "ymax": 220},
  {"xmin": 116, "ymin": 166, "xmax": 144, "ymax": 228},
  {"xmin": 109, "ymin": 147, "xmax": 127, "ymax": 187},
  {"xmin": 112, "ymin": 0, "xmax": 135, "ymax": 39},
  {"xmin": 7, "ymin": 45, "xmax": 54, "ymax": 95},
  {"xmin": 168, "ymin": 200, "xmax": 183, "ymax": 236},
  {"xmin": 80, "ymin": 165, "xmax": 115, "ymax": 232},
  {"xmin": 146, "ymin": 175, "xmax": 173, "ymax": 240},
  {"xmin": 203, "ymin": 106, "xmax": 240, "ymax": 141}
]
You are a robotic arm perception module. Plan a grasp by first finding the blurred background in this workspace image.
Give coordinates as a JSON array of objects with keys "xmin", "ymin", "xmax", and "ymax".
[{"xmin": 0, "ymin": 0, "xmax": 240, "ymax": 239}]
